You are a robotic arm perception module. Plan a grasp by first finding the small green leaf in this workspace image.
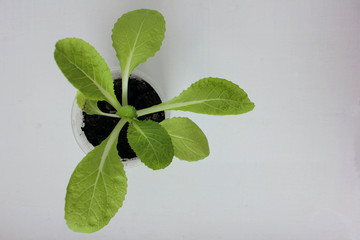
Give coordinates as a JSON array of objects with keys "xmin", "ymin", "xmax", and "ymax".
[
  {"xmin": 127, "ymin": 120, "xmax": 174, "ymax": 170},
  {"xmin": 65, "ymin": 119, "xmax": 127, "ymax": 233},
  {"xmin": 160, "ymin": 117, "xmax": 209, "ymax": 161},
  {"xmin": 112, "ymin": 9, "xmax": 165, "ymax": 105},
  {"xmin": 76, "ymin": 91, "xmax": 120, "ymax": 118},
  {"xmin": 137, "ymin": 77, "xmax": 255, "ymax": 116},
  {"xmin": 76, "ymin": 91, "xmax": 102, "ymax": 115},
  {"xmin": 54, "ymin": 38, "xmax": 121, "ymax": 110}
]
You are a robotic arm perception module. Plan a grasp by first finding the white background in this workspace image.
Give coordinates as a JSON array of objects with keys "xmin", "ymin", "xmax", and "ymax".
[{"xmin": 1, "ymin": 0, "xmax": 360, "ymax": 239}]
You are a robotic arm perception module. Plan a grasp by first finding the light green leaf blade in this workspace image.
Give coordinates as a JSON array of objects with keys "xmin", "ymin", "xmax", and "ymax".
[
  {"xmin": 112, "ymin": 9, "xmax": 165, "ymax": 78},
  {"xmin": 76, "ymin": 91, "xmax": 102, "ymax": 115},
  {"xmin": 160, "ymin": 117, "xmax": 209, "ymax": 161},
  {"xmin": 127, "ymin": 120, "xmax": 174, "ymax": 170},
  {"xmin": 76, "ymin": 91, "xmax": 120, "ymax": 118},
  {"xmin": 54, "ymin": 38, "xmax": 121, "ymax": 110},
  {"xmin": 137, "ymin": 77, "xmax": 255, "ymax": 116},
  {"xmin": 112, "ymin": 9, "xmax": 165, "ymax": 105},
  {"xmin": 65, "ymin": 120, "xmax": 127, "ymax": 233}
]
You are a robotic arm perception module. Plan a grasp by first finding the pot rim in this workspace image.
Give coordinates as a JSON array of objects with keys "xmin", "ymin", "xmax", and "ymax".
[{"xmin": 71, "ymin": 68, "xmax": 168, "ymax": 168}]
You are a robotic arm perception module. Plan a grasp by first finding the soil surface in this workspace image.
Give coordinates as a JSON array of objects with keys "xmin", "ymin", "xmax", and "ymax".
[{"xmin": 82, "ymin": 76, "xmax": 165, "ymax": 159}]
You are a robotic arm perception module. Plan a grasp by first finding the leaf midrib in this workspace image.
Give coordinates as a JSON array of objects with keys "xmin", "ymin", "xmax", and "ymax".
[
  {"xmin": 83, "ymin": 119, "xmax": 126, "ymax": 225},
  {"xmin": 137, "ymin": 97, "xmax": 247, "ymax": 117},
  {"xmin": 122, "ymin": 19, "xmax": 145, "ymax": 81},
  {"xmin": 168, "ymin": 133, "xmax": 197, "ymax": 143},
  {"xmin": 126, "ymin": 19, "xmax": 145, "ymax": 72},
  {"xmin": 132, "ymin": 122, "xmax": 161, "ymax": 165}
]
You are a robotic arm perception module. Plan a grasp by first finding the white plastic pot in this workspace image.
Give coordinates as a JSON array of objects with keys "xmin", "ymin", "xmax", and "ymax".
[{"xmin": 71, "ymin": 69, "xmax": 168, "ymax": 168}]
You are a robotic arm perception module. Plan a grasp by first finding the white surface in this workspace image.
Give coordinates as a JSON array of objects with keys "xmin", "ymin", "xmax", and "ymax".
[{"xmin": 1, "ymin": 0, "xmax": 360, "ymax": 239}]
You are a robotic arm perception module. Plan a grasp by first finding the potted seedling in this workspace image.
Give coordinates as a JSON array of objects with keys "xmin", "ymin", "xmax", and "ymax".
[
  {"xmin": 54, "ymin": 9, "xmax": 255, "ymax": 233},
  {"xmin": 72, "ymin": 69, "xmax": 168, "ymax": 167}
]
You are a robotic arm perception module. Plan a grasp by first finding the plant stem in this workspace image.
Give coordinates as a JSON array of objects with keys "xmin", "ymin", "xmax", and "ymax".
[
  {"xmin": 97, "ymin": 112, "xmax": 121, "ymax": 118},
  {"xmin": 107, "ymin": 97, "xmax": 122, "ymax": 111},
  {"xmin": 122, "ymin": 70, "xmax": 130, "ymax": 106},
  {"xmin": 136, "ymin": 104, "xmax": 168, "ymax": 117},
  {"xmin": 112, "ymin": 118, "xmax": 128, "ymax": 137},
  {"xmin": 136, "ymin": 99, "xmax": 214, "ymax": 117}
]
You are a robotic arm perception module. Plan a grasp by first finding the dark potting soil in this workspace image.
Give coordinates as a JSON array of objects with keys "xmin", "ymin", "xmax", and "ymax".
[{"xmin": 82, "ymin": 76, "xmax": 165, "ymax": 159}]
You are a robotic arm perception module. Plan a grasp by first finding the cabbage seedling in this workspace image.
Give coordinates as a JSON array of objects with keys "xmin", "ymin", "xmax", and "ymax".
[{"xmin": 54, "ymin": 9, "xmax": 254, "ymax": 233}]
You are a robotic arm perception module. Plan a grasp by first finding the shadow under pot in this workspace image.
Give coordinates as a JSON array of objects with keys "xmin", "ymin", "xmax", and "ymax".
[{"xmin": 71, "ymin": 70, "xmax": 166, "ymax": 168}]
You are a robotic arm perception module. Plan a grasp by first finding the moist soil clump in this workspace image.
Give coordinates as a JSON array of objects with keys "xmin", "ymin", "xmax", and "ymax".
[{"xmin": 82, "ymin": 76, "xmax": 165, "ymax": 159}]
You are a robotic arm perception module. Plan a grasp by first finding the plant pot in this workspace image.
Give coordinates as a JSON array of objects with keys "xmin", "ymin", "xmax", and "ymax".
[{"xmin": 71, "ymin": 69, "xmax": 168, "ymax": 168}]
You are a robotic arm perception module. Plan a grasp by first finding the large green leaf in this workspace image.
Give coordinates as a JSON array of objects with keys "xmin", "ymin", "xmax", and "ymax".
[
  {"xmin": 54, "ymin": 38, "xmax": 121, "ymax": 110},
  {"xmin": 65, "ymin": 119, "xmax": 127, "ymax": 233},
  {"xmin": 160, "ymin": 117, "xmax": 209, "ymax": 161},
  {"xmin": 112, "ymin": 9, "xmax": 165, "ymax": 105},
  {"xmin": 127, "ymin": 120, "xmax": 174, "ymax": 170},
  {"xmin": 137, "ymin": 77, "xmax": 255, "ymax": 116}
]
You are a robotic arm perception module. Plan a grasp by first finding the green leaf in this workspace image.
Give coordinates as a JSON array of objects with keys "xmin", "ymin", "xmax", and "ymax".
[
  {"xmin": 54, "ymin": 38, "xmax": 121, "ymax": 110},
  {"xmin": 65, "ymin": 119, "xmax": 127, "ymax": 233},
  {"xmin": 76, "ymin": 91, "xmax": 102, "ymax": 115},
  {"xmin": 137, "ymin": 77, "xmax": 255, "ymax": 116},
  {"xmin": 76, "ymin": 91, "xmax": 120, "ymax": 118},
  {"xmin": 116, "ymin": 105, "xmax": 137, "ymax": 119},
  {"xmin": 112, "ymin": 9, "xmax": 165, "ymax": 105},
  {"xmin": 127, "ymin": 120, "xmax": 174, "ymax": 170},
  {"xmin": 160, "ymin": 117, "xmax": 209, "ymax": 161}
]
